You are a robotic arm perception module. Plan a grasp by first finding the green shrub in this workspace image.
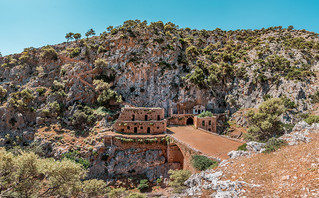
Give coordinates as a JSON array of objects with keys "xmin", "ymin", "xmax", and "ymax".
[
  {"xmin": 107, "ymin": 187, "xmax": 127, "ymax": 197},
  {"xmin": 304, "ymin": 114, "xmax": 319, "ymax": 125},
  {"xmin": 61, "ymin": 151, "xmax": 90, "ymax": 169},
  {"xmin": 237, "ymin": 143, "xmax": 247, "ymax": 151},
  {"xmin": 137, "ymin": 179, "xmax": 149, "ymax": 192},
  {"xmin": 191, "ymin": 155, "xmax": 218, "ymax": 171},
  {"xmin": 186, "ymin": 46, "xmax": 200, "ymax": 59},
  {"xmin": 94, "ymin": 58, "xmax": 108, "ymax": 69},
  {"xmin": 128, "ymin": 193, "xmax": 146, "ymax": 198},
  {"xmin": 263, "ymin": 137, "xmax": 287, "ymax": 153},
  {"xmin": 0, "ymin": 85, "xmax": 7, "ymax": 102},
  {"xmin": 168, "ymin": 169, "xmax": 191, "ymax": 193},
  {"xmin": 36, "ymin": 87, "xmax": 46, "ymax": 96},
  {"xmin": 197, "ymin": 111, "xmax": 213, "ymax": 118},
  {"xmin": 69, "ymin": 47, "xmax": 81, "ymax": 58},
  {"xmin": 262, "ymin": 94, "xmax": 272, "ymax": 101},
  {"xmin": 97, "ymin": 45, "xmax": 107, "ymax": 53},
  {"xmin": 82, "ymin": 179, "xmax": 109, "ymax": 197},
  {"xmin": 281, "ymin": 96, "xmax": 297, "ymax": 109},
  {"xmin": 9, "ymin": 88, "xmax": 35, "ymax": 110},
  {"xmin": 40, "ymin": 46, "xmax": 58, "ymax": 60}
]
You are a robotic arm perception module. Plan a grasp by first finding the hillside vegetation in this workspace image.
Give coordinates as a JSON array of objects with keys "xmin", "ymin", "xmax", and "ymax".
[{"xmin": 1, "ymin": 20, "xmax": 319, "ymax": 196}]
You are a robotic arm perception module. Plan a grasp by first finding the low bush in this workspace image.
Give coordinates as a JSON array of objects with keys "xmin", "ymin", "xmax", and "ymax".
[
  {"xmin": 36, "ymin": 87, "xmax": 46, "ymax": 96},
  {"xmin": 137, "ymin": 179, "xmax": 149, "ymax": 192},
  {"xmin": 69, "ymin": 47, "xmax": 81, "ymax": 58},
  {"xmin": 304, "ymin": 114, "xmax": 319, "ymax": 125},
  {"xmin": 128, "ymin": 193, "xmax": 146, "ymax": 198},
  {"xmin": 263, "ymin": 137, "xmax": 287, "ymax": 153},
  {"xmin": 237, "ymin": 143, "xmax": 247, "ymax": 151},
  {"xmin": 191, "ymin": 155, "xmax": 218, "ymax": 171},
  {"xmin": 61, "ymin": 151, "xmax": 90, "ymax": 169},
  {"xmin": 168, "ymin": 169, "xmax": 191, "ymax": 193},
  {"xmin": 197, "ymin": 111, "xmax": 213, "ymax": 118},
  {"xmin": 40, "ymin": 46, "xmax": 58, "ymax": 60}
]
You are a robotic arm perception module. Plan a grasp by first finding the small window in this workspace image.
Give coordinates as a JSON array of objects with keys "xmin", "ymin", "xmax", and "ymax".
[
  {"xmin": 145, "ymin": 115, "xmax": 148, "ymax": 121},
  {"xmin": 157, "ymin": 115, "xmax": 160, "ymax": 121},
  {"xmin": 127, "ymin": 126, "xmax": 130, "ymax": 130},
  {"xmin": 140, "ymin": 126, "xmax": 143, "ymax": 129},
  {"xmin": 134, "ymin": 127, "xmax": 137, "ymax": 133},
  {"xmin": 202, "ymin": 121, "xmax": 205, "ymax": 126},
  {"xmin": 121, "ymin": 129, "xmax": 124, "ymax": 132},
  {"xmin": 209, "ymin": 121, "xmax": 211, "ymax": 126},
  {"xmin": 157, "ymin": 127, "xmax": 159, "ymax": 129},
  {"xmin": 147, "ymin": 127, "xmax": 151, "ymax": 134},
  {"xmin": 195, "ymin": 109, "xmax": 197, "ymax": 113},
  {"xmin": 132, "ymin": 115, "xmax": 135, "ymax": 121}
]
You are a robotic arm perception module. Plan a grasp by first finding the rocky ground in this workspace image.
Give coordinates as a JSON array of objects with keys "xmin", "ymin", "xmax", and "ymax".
[{"xmin": 181, "ymin": 121, "xmax": 319, "ymax": 197}]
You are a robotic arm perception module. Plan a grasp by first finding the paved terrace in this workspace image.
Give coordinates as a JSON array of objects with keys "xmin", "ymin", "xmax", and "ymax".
[{"xmin": 167, "ymin": 126, "xmax": 244, "ymax": 160}]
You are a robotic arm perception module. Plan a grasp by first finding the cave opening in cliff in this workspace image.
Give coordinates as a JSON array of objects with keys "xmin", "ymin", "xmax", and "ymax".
[{"xmin": 186, "ymin": 117, "xmax": 193, "ymax": 125}]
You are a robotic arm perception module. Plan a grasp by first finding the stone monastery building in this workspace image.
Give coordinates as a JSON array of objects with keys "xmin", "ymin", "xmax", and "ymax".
[{"xmin": 113, "ymin": 107, "xmax": 167, "ymax": 134}]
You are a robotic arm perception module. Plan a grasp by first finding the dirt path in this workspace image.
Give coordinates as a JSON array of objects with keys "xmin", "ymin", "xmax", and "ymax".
[{"xmin": 167, "ymin": 126, "xmax": 243, "ymax": 159}]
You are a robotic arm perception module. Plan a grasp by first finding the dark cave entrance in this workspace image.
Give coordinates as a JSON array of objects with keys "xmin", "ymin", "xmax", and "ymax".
[{"xmin": 186, "ymin": 117, "xmax": 193, "ymax": 125}]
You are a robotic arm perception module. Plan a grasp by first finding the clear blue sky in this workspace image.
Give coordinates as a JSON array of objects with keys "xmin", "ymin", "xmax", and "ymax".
[{"xmin": 1, "ymin": 0, "xmax": 319, "ymax": 56}]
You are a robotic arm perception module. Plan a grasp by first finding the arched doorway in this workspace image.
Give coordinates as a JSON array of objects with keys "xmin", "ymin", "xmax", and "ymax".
[{"xmin": 186, "ymin": 117, "xmax": 193, "ymax": 125}]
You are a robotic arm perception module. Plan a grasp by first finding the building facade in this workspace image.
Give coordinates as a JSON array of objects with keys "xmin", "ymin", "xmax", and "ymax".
[
  {"xmin": 113, "ymin": 107, "xmax": 167, "ymax": 134},
  {"xmin": 194, "ymin": 116, "xmax": 217, "ymax": 133}
]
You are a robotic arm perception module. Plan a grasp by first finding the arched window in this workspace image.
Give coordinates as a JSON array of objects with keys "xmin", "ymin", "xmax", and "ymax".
[
  {"xmin": 132, "ymin": 115, "xmax": 135, "ymax": 121},
  {"xmin": 202, "ymin": 121, "xmax": 205, "ymax": 126},
  {"xmin": 209, "ymin": 120, "xmax": 211, "ymax": 125},
  {"xmin": 145, "ymin": 115, "xmax": 148, "ymax": 121},
  {"xmin": 157, "ymin": 115, "xmax": 160, "ymax": 121}
]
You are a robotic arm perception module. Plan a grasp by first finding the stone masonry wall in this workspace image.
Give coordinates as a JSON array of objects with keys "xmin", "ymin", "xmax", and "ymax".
[
  {"xmin": 118, "ymin": 107, "xmax": 164, "ymax": 121},
  {"xmin": 194, "ymin": 116, "xmax": 217, "ymax": 133},
  {"xmin": 113, "ymin": 120, "xmax": 167, "ymax": 134},
  {"xmin": 167, "ymin": 114, "xmax": 194, "ymax": 125},
  {"xmin": 103, "ymin": 135, "xmax": 182, "ymax": 180}
]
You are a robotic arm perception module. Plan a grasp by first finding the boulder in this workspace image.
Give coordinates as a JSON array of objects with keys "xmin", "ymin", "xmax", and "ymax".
[
  {"xmin": 228, "ymin": 150, "xmax": 250, "ymax": 159},
  {"xmin": 246, "ymin": 141, "xmax": 266, "ymax": 153}
]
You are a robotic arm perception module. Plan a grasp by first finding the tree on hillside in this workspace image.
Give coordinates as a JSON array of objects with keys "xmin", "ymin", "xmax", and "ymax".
[
  {"xmin": 0, "ymin": 85, "xmax": 7, "ymax": 103},
  {"xmin": 65, "ymin": 32, "xmax": 74, "ymax": 42},
  {"xmin": 85, "ymin": 28, "xmax": 96, "ymax": 39},
  {"xmin": 246, "ymin": 98, "xmax": 286, "ymax": 141},
  {"xmin": 74, "ymin": 33, "xmax": 82, "ymax": 41},
  {"xmin": 107, "ymin": 26, "xmax": 113, "ymax": 32},
  {"xmin": 0, "ymin": 150, "xmax": 108, "ymax": 197},
  {"xmin": 287, "ymin": 25, "xmax": 294, "ymax": 31}
]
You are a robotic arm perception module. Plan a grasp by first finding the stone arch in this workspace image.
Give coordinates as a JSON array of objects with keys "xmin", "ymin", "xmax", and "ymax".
[
  {"xmin": 186, "ymin": 117, "xmax": 193, "ymax": 125},
  {"xmin": 167, "ymin": 143, "xmax": 184, "ymax": 169}
]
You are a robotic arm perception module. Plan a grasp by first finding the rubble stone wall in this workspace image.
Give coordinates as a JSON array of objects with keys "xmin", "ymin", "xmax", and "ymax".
[
  {"xmin": 194, "ymin": 116, "xmax": 217, "ymax": 133},
  {"xmin": 118, "ymin": 107, "xmax": 164, "ymax": 121}
]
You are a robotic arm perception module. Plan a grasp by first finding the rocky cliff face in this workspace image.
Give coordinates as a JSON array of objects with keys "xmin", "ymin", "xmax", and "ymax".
[
  {"xmin": 1, "ymin": 21, "xmax": 319, "ymax": 134},
  {"xmin": 1, "ymin": 21, "xmax": 319, "ymax": 182}
]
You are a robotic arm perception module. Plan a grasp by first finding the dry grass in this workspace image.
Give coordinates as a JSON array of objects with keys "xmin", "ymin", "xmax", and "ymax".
[{"xmin": 218, "ymin": 132, "xmax": 319, "ymax": 197}]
